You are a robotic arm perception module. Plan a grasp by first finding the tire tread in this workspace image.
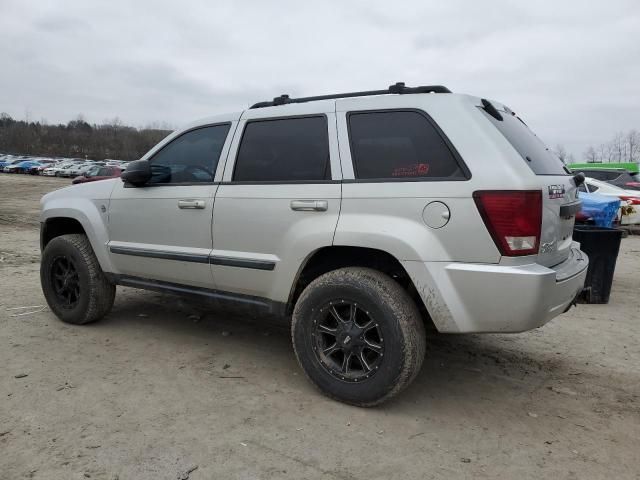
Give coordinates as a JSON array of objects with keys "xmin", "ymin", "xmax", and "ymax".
[{"xmin": 292, "ymin": 267, "xmax": 426, "ymax": 407}]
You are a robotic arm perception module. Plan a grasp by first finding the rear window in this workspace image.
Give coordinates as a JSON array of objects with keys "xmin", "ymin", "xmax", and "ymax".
[
  {"xmin": 481, "ymin": 106, "xmax": 568, "ymax": 176},
  {"xmin": 580, "ymin": 170, "xmax": 608, "ymax": 180},
  {"xmin": 347, "ymin": 110, "xmax": 466, "ymax": 180}
]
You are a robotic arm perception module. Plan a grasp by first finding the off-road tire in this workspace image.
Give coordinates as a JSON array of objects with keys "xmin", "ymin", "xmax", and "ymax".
[
  {"xmin": 292, "ymin": 267, "xmax": 426, "ymax": 406},
  {"xmin": 41, "ymin": 234, "xmax": 115, "ymax": 324}
]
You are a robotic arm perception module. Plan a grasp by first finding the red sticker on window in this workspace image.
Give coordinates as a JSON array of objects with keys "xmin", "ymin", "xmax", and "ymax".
[{"xmin": 391, "ymin": 163, "xmax": 430, "ymax": 177}]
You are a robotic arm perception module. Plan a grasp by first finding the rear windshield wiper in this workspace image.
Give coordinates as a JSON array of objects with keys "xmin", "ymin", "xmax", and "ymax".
[{"xmin": 481, "ymin": 99, "xmax": 503, "ymax": 121}]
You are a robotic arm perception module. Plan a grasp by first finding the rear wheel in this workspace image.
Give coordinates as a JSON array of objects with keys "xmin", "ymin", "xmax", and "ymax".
[
  {"xmin": 41, "ymin": 234, "xmax": 115, "ymax": 324},
  {"xmin": 292, "ymin": 267, "xmax": 426, "ymax": 406}
]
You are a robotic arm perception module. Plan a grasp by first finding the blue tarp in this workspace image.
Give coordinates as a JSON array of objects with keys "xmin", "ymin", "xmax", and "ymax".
[{"xmin": 578, "ymin": 192, "xmax": 620, "ymax": 228}]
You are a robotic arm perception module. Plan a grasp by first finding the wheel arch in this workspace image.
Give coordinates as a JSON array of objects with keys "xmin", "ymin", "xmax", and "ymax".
[
  {"xmin": 41, "ymin": 217, "xmax": 86, "ymax": 250},
  {"xmin": 287, "ymin": 245, "xmax": 436, "ymax": 331},
  {"xmin": 40, "ymin": 205, "xmax": 115, "ymax": 274}
]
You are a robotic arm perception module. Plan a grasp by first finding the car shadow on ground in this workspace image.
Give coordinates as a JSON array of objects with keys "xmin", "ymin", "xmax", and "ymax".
[{"xmin": 99, "ymin": 288, "xmax": 575, "ymax": 410}]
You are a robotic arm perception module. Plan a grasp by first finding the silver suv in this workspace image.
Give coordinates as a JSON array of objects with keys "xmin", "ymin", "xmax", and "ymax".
[{"xmin": 39, "ymin": 83, "xmax": 588, "ymax": 406}]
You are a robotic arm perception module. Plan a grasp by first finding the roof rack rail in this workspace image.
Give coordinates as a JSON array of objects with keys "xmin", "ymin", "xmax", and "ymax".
[{"xmin": 249, "ymin": 82, "xmax": 451, "ymax": 109}]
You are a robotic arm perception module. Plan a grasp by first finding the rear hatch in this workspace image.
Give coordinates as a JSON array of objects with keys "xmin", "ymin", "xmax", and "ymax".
[{"xmin": 480, "ymin": 101, "xmax": 579, "ymax": 268}]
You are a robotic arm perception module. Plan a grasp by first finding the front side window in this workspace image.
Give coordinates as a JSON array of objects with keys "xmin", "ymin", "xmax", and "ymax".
[
  {"xmin": 233, "ymin": 116, "xmax": 330, "ymax": 182},
  {"xmin": 348, "ymin": 110, "xmax": 465, "ymax": 180},
  {"xmin": 149, "ymin": 124, "xmax": 230, "ymax": 184}
]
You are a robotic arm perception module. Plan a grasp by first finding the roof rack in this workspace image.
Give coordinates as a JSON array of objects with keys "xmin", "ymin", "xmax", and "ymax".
[{"xmin": 249, "ymin": 82, "xmax": 451, "ymax": 109}]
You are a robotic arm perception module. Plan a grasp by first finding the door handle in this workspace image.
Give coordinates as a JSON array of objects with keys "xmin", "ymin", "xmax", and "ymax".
[
  {"xmin": 178, "ymin": 199, "xmax": 206, "ymax": 209},
  {"xmin": 290, "ymin": 200, "xmax": 328, "ymax": 212}
]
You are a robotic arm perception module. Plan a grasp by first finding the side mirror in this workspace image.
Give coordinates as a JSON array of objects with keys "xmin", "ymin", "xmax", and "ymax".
[{"xmin": 121, "ymin": 159, "xmax": 152, "ymax": 186}]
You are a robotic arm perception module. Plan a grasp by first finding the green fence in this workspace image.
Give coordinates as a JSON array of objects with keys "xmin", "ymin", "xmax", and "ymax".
[{"xmin": 567, "ymin": 162, "xmax": 639, "ymax": 174}]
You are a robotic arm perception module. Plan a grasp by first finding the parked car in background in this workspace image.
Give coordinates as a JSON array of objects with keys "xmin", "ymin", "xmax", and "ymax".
[
  {"xmin": 580, "ymin": 177, "xmax": 640, "ymax": 225},
  {"xmin": 571, "ymin": 168, "xmax": 640, "ymax": 191},
  {"xmin": 29, "ymin": 159, "xmax": 58, "ymax": 174},
  {"xmin": 54, "ymin": 163, "xmax": 82, "ymax": 177},
  {"xmin": 72, "ymin": 165, "xmax": 123, "ymax": 184},
  {"xmin": 42, "ymin": 162, "xmax": 70, "ymax": 176},
  {"xmin": 0, "ymin": 157, "xmax": 24, "ymax": 171},
  {"xmin": 4, "ymin": 160, "xmax": 42, "ymax": 173},
  {"xmin": 66, "ymin": 162, "xmax": 101, "ymax": 178}
]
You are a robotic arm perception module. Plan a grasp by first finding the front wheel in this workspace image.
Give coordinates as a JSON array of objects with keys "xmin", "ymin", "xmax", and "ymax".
[
  {"xmin": 292, "ymin": 267, "xmax": 426, "ymax": 406},
  {"xmin": 41, "ymin": 234, "xmax": 115, "ymax": 324}
]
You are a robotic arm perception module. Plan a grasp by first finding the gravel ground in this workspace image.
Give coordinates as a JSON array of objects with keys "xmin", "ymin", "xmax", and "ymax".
[{"xmin": 1, "ymin": 174, "xmax": 639, "ymax": 480}]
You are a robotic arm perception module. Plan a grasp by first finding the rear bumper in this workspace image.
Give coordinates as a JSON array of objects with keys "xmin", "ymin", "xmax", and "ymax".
[{"xmin": 402, "ymin": 245, "xmax": 588, "ymax": 333}]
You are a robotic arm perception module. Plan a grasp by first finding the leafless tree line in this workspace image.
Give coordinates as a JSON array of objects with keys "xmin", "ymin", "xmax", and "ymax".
[
  {"xmin": 0, "ymin": 113, "xmax": 171, "ymax": 161},
  {"xmin": 582, "ymin": 129, "xmax": 640, "ymax": 163}
]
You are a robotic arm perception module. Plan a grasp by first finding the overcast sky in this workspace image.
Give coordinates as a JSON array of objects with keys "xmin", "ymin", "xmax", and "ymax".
[{"xmin": 1, "ymin": 0, "xmax": 639, "ymax": 158}]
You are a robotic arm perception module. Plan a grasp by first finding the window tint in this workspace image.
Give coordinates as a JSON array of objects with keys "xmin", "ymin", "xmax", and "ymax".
[
  {"xmin": 602, "ymin": 172, "xmax": 615, "ymax": 180},
  {"xmin": 97, "ymin": 167, "xmax": 111, "ymax": 176},
  {"xmin": 481, "ymin": 108, "xmax": 567, "ymax": 176},
  {"xmin": 578, "ymin": 184, "xmax": 587, "ymax": 193},
  {"xmin": 347, "ymin": 111, "xmax": 465, "ymax": 180},
  {"xmin": 149, "ymin": 124, "xmax": 230, "ymax": 184},
  {"xmin": 584, "ymin": 170, "xmax": 606, "ymax": 180},
  {"xmin": 233, "ymin": 116, "xmax": 330, "ymax": 182},
  {"xmin": 588, "ymin": 184, "xmax": 599, "ymax": 192}
]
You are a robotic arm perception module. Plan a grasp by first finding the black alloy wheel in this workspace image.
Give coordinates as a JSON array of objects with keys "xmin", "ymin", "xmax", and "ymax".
[
  {"xmin": 50, "ymin": 256, "xmax": 81, "ymax": 309},
  {"xmin": 312, "ymin": 300, "xmax": 384, "ymax": 383}
]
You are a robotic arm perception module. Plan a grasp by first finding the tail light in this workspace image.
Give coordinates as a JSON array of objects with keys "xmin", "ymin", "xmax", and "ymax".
[
  {"xmin": 620, "ymin": 196, "xmax": 640, "ymax": 205},
  {"xmin": 473, "ymin": 190, "xmax": 542, "ymax": 256}
]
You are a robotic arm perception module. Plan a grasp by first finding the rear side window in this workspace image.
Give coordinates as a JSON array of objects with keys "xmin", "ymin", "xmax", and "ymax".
[
  {"xmin": 233, "ymin": 116, "xmax": 330, "ymax": 182},
  {"xmin": 347, "ymin": 110, "xmax": 466, "ymax": 180},
  {"xmin": 149, "ymin": 124, "xmax": 230, "ymax": 184},
  {"xmin": 480, "ymin": 107, "xmax": 567, "ymax": 176}
]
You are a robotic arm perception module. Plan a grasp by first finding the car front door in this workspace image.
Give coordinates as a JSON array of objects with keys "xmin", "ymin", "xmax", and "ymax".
[
  {"xmin": 211, "ymin": 105, "xmax": 342, "ymax": 305},
  {"xmin": 107, "ymin": 119, "xmax": 237, "ymax": 288}
]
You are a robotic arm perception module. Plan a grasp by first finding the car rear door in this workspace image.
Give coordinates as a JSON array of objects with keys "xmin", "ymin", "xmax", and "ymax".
[{"xmin": 210, "ymin": 102, "xmax": 342, "ymax": 304}]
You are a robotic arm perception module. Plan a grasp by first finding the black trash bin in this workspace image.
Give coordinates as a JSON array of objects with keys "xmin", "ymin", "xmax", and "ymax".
[{"xmin": 572, "ymin": 225, "xmax": 623, "ymax": 304}]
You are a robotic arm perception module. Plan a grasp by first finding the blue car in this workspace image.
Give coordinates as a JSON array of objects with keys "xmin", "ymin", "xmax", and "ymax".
[
  {"xmin": 4, "ymin": 160, "xmax": 42, "ymax": 173},
  {"xmin": 0, "ymin": 158, "xmax": 23, "ymax": 170}
]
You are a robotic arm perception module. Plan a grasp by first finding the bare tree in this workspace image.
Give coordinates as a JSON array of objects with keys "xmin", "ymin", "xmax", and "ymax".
[
  {"xmin": 626, "ymin": 129, "xmax": 640, "ymax": 162},
  {"xmin": 597, "ymin": 143, "xmax": 611, "ymax": 162},
  {"xmin": 555, "ymin": 144, "xmax": 568, "ymax": 163},
  {"xmin": 584, "ymin": 146, "xmax": 598, "ymax": 163},
  {"xmin": 610, "ymin": 132, "xmax": 626, "ymax": 162},
  {"xmin": 583, "ymin": 128, "xmax": 640, "ymax": 164}
]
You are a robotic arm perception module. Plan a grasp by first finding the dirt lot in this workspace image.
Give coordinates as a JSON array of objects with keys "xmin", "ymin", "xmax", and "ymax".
[{"xmin": 1, "ymin": 174, "xmax": 639, "ymax": 480}]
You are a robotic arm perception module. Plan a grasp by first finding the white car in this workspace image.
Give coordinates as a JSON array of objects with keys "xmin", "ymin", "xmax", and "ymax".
[
  {"xmin": 44, "ymin": 163, "xmax": 76, "ymax": 177},
  {"xmin": 581, "ymin": 177, "xmax": 640, "ymax": 225},
  {"xmin": 67, "ymin": 163, "xmax": 99, "ymax": 178}
]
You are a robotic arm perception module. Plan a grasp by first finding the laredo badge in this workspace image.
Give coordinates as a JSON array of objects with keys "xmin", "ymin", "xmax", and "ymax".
[{"xmin": 548, "ymin": 184, "xmax": 565, "ymax": 199}]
